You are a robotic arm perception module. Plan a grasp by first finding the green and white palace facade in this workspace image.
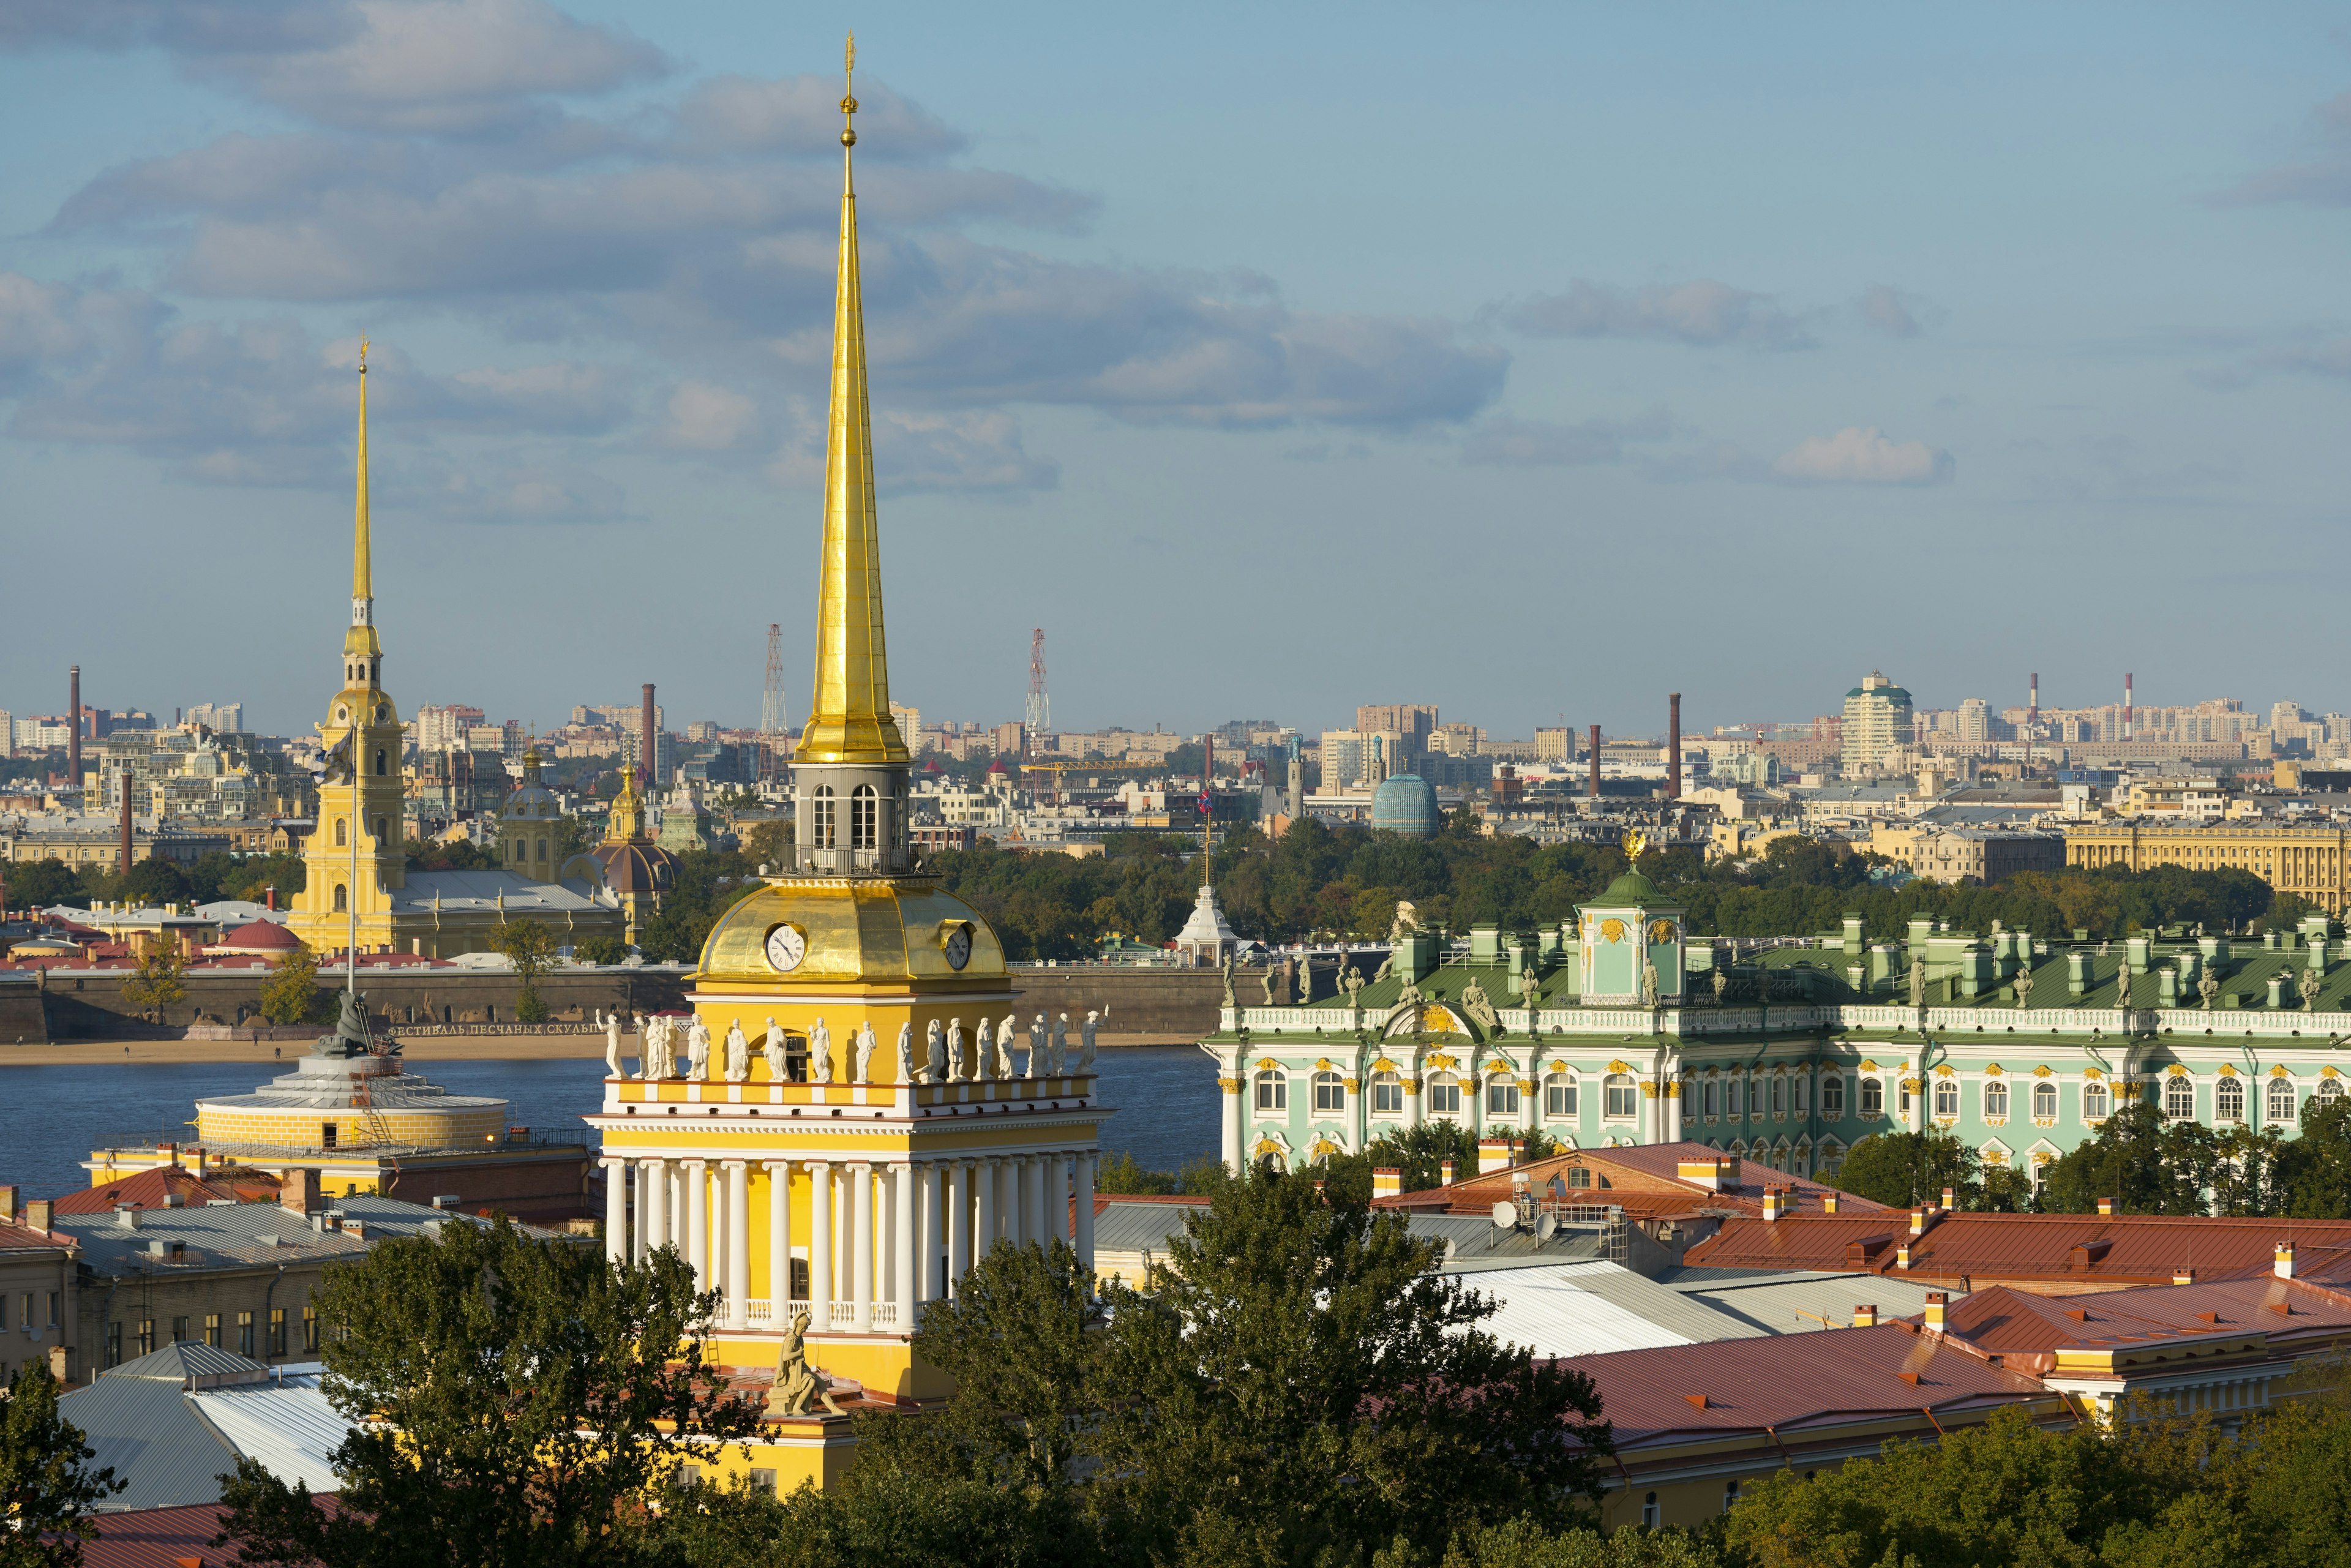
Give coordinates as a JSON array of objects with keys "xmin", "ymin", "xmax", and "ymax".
[{"xmin": 1202, "ymin": 868, "xmax": 2351, "ymax": 1184}]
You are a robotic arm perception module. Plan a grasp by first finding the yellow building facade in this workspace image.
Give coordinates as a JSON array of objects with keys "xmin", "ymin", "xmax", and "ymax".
[
  {"xmin": 2064, "ymin": 820, "xmax": 2351, "ymax": 914},
  {"xmin": 587, "ymin": 56, "xmax": 1107, "ymax": 1493}
]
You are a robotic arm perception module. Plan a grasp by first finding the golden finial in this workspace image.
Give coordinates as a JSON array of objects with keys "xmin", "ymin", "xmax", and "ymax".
[
  {"xmin": 359, "ymin": 336, "xmax": 369, "ymax": 371},
  {"xmin": 1623, "ymin": 827, "xmax": 1648, "ymax": 862},
  {"xmin": 841, "ymin": 33, "xmax": 857, "ymax": 146}
]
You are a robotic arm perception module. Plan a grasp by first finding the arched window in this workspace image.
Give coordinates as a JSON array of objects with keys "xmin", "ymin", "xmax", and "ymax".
[
  {"xmin": 1723, "ymin": 1479, "xmax": 1740, "ymax": 1515},
  {"xmin": 1370, "ymin": 1072, "xmax": 1403, "ymax": 1114},
  {"xmin": 1899, "ymin": 1080, "xmax": 1914, "ymax": 1117},
  {"xmin": 2269, "ymin": 1078, "xmax": 2298, "ymax": 1122},
  {"xmin": 1545, "ymin": 1072, "xmax": 1578, "ymax": 1119},
  {"xmin": 374, "ymin": 748, "xmax": 388, "ymax": 776},
  {"xmin": 1567, "ymin": 1165, "xmax": 1593, "ymax": 1188},
  {"xmin": 1821, "ymin": 1075, "xmax": 1845, "ymax": 1117},
  {"xmin": 2215, "ymin": 1076, "xmax": 2244, "ymax": 1122},
  {"xmin": 334, "ymin": 817, "xmax": 347, "ymax": 847},
  {"xmin": 2163, "ymin": 1075, "xmax": 2195, "ymax": 1121},
  {"xmin": 2318, "ymin": 1079, "xmax": 2345, "ymax": 1111},
  {"xmin": 536, "ymin": 838, "xmax": 548, "ymax": 861},
  {"xmin": 1933, "ymin": 1079, "xmax": 1959, "ymax": 1118},
  {"xmin": 332, "ymin": 883, "xmax": 347, "ymax": 912},
  {"xmin": 1486, "ymin": 1076, "xmax": 1521, "ymax": 1118},
  {"xmin": 1793, "ymin": 1074, "xmax": 1809, "ymax": 1117},
  {"xmin": 1254, "ymin": 1070, "xmax": 1287, "ymax": 1113},
  {"xmin": 851, "ymin": 784, "xmax": 877, "ymax": 850},
  {"xmin": 1984, "ymin": 1081, "xmax": 2009, "ymax": 1120},
  {"xmin": 1859, "ymin": 1078, "xmax": 1883, "ymax": 1117},
  {"xmin": 511, "ymin": 838, "xmax": 522, "ymax": 861},
  {"xmin": 811, "ymin": 786, "xmax": 836, "ymax": 849},
  {"xmin": 1428, "ymin": 1075, "xmax": 1463, "ymax": 1116},
  {"xmin": 1770, "ymin": 1076, "xmax": 1785, "ymax": 1117},
  {"xmin": 1603, "ymin": 1073, "xmax": 1638, "ymax": 1120},
  {"xmin": 1312, "ymin": 1070, "xmax": 1345, "ymax": 1114},
  {"xmin": 2033, "ymin": 1081, "xmax": 2057, "ymax": 1120},
  {"xmin": 1703, "ymin": 1078, "xmax": 1720, "ymax": 1120},
  {"xmin": 2083, "ymin": 1081, "xmax": 2111, "ymax": 1121}
]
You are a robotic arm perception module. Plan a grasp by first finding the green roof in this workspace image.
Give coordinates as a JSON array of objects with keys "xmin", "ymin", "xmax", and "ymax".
[{"xmin": 1592, "ymin": 869, "xmax": 1667, "ymax": 904}]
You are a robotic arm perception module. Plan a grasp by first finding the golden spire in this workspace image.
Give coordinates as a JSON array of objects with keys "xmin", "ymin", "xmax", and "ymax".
[
  {"xmin": 345, "ymin": 338, "xmax": 380, "ymax": 663},
  {"xmin": 606, "ymin": 762, "xmax": 645, "ymax": 843},
  {"xmin": 798, "ymin": 33, "xmax": 909, "ymax": 768}
]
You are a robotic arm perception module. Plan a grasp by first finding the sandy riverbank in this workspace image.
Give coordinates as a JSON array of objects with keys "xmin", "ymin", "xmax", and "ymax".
[{"xmin": 0, "ymin": 1032, "xmax": 1201, "ymax": 1067}]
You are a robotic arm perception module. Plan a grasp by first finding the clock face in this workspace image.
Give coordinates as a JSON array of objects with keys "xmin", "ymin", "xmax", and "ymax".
[
  {"xmin": 764, "ymin": 923, "xmax": 807, "ymax": 973},
  {"xmin": 943, "ymin": 926, "xmax": 972, "ymax": 971}
]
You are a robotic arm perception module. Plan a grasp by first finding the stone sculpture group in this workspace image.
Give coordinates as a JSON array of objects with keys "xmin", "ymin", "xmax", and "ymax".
[{"xmin": 611, "ymin": 1004, "xmax": 1105, "ymax": 1085}]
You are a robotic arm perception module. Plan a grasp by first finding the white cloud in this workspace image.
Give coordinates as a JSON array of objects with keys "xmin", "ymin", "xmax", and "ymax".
[
  {"xmin": 659, "ymin": 381, "xmax": 757, "ymax": 451},
  {"xmin": 1498, "ymin": 278, "xmax": 1817, "ymax": 350},
  {"xmin": 1772, "ymin": 426, "xmax": 1952, "ymax": 486}
]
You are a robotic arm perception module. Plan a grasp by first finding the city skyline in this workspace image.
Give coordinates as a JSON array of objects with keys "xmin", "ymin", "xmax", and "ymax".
[{"xmin": 4, "ymin": 4, "xmax": 2349, "ymax": 733}]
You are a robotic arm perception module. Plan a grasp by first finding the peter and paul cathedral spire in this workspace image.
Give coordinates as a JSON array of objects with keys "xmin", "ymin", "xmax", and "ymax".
[{"xmin": 346, "ymin": 339, "xmax": 381, "ymax": 690}]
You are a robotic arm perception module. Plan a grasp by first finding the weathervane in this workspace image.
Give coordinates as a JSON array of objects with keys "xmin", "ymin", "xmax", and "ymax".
[{"xmin": 841, "ymin": 34, "xmax": 857, "ymax": 144}]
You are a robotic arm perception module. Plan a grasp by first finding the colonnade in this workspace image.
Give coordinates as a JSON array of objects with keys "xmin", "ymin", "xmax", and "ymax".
[{"xmin": 601, "ymin": 1150, "xmax": 1098, "ymax": 1332}]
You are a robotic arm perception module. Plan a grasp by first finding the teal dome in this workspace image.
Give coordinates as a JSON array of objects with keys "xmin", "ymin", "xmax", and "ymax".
[
  {"xmin": 1597, "ymin": 869, "xmax": 1665, "ymax": 903},
  {"xmin": 1370, "ymin": 772, "xmax": 1441, "ymax": 838}
]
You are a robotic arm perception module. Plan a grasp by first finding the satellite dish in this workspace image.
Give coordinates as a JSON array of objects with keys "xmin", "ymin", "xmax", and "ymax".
[
  {"xmin": 1491, "ymin": 1200, "xmax": 1518, "ymax": 1229},
  {"xmin": 1536, "ymin": 1212, "xmax": 1560, "ymax": 1241}
]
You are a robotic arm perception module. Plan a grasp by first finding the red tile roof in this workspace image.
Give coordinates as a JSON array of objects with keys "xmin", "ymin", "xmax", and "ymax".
[
  {"xmin": 209, "ymin": 919, "xmax": 301, "ymax": 952},
  {"xmin": 1684, "ymin": 1212, "xmax": 2351, "ymax": 1289},
  {"xmin": 1378, "ymin": 1140, "xmax": 1886, "ymax": 1221},
  {"xmin": 52, "ymin": 1167, "xmax": 281, "ymax": 1215},
  {"xmin": 1938, "ymin": 1275, "xmax": 2351, "ymax": 1374},
  {"xmin": 0, "ymin": 1219, "xmax": 72, "ymax": 1251},
  {"xmin": 78, "ymin": 1501, "xmax": 329, "ymax": 1567},
  {"xmin": 1562, "ymin": 1321, "xmax": 2056, "ymax": 1452}
]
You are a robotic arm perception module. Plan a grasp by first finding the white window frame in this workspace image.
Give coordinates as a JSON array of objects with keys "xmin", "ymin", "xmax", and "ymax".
[
  {"xmin": 1370, "ymin": 1072, "xmax": 1404, "ymax": 1115},
  {"xmin": 2268, "ymin": 1078, "xmax": 2298, "ymax": 1122},
  {"xmin": 1254, "ymin": 1070, "xmax": 1287, "ymax": 1114},
  {"xmin": 2083, "ymin": 1081, "xmax": 2111, "ymax": 1122},
  {"xmin": 1933, "ymin": 1079, "xmax": 1959, "ymax": 1119},
  {"xmin": 2032, "ymin": 1081, "xmax": 2057, "ymax": 1120},
  {"xmin": 1428, "ymin": 1075, "xmax": 1463, "ymax": 1117},
  {"xmin": 1486, "ymin": 1076, "xmax": 1521, "ymax": 1119},
  {"xmin": 1311, "ymin": 1070, "xmax": 1345, "ymax": 1115},
  {"xmin": 1821, "ymin": 1075, "xmax": 1845, "ymax": 1117},
  {"xmin": 1603, "ymin": 1073, "xmax": 1638, "ymax": 1120},
  {"xmin": 1544, "ymin": 1072, "xmax": 1577, "ymax": 1120},
  {"xmin": 2214, "ymin": 1076, "xmax": 2244, "ymax": 1123},
  {"xmin": 2163, "ymin": 1076, "xmax": 2194, "ymax": 1121},
  {"xmin": 1983, "ymin": 1080, "xmax": 2009, "ymax": 1120}
]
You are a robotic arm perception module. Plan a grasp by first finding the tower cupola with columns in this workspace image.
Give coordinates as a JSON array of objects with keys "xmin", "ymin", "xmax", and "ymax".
[{"xmin": 587, "ymin": 40, "xmax": 1108, "ymax": 1493}]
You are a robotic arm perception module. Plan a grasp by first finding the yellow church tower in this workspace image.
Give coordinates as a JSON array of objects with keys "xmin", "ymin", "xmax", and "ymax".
[
  {"xmin": 285, "ymin": 342, "xmax": 410, "ymax": 959},
  {"xmin": 587, "ymin": 40, "xmax": 1107, "ymax": 1491}
]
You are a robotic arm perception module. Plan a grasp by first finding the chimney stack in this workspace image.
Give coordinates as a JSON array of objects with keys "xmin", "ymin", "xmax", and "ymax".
[
  {"xmin": 68, "ymin": 665, "xmax": 81, "ymax": 789},
  {"xmin": 2123, "ymin": 673, "xmax": 2134, "ymax": 740},
  {"xmin": 1924, "ymin": 1291, "xmax": 1949, "ymax": 1333},
  {"xmin": 25, "ymin": 1199, "xmax": 52, "ymax": 1233},
  {"xmin": 1823, "ymin": 1191, "xmax": 1840, "ymax": 1214},
  {"xmin": 1761, "ymin": 1187, "xmax": 1783, "ymax": 1222},
  {"xmin": 2097, "ymin": 1197, "xmax": 2114, "ymax": 1217},
  {"xmin": 1372, "ymin": 1168, "xmax": 1401, "ymax": 1200},
  {"xmin": 2028, "ymin": 672, "xmax": 2039, "ymax": 725},
  {"xmin": 1667, "ymin": 693, "xmax": 1682, "ymax": 800},
  {"xmin": 2276, "ymin": 1242, "xmax": 2297, "ymax": 1280},
  {"xmin": 1439, "ymin": 1158, "xmax": 1456, "ymax": 1187},
  {"xmin": 1588, "ymin": 725, "xmax": 1601, "ymax": 799},
  {"xmin": 640, "ymin": 683, "xmax": 656, "ymax": 785},
  {"xmin": 1851, "ymin": 1304, "xmax": 1878, "ymax": 1328},
  {"xmin": 1941, "ymin": 1186, "xmax": 1955, "ymax": 1211},
  {"xmin": 281, "ymin": 1169, "xmax": 315, "ymax": 1215}
]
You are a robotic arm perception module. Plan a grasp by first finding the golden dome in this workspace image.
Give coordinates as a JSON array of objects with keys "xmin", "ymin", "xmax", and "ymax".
[{"xmin": 697, "ymin": 876, "xmax": 1007, "ymax": 988}]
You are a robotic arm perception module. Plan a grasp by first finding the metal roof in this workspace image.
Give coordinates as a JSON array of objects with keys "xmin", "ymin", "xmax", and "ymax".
[
  {"xmin": 188, "ymin": 1367, "xmax": 350, "ymax": 1496},
  {"xmin": 56, "ymin": 1195, "xmax": 558, "ymax": 1278},
  {"xmin": 1657, "ymin": 1266, "xmax": 1955, "ymax": 1334},
  {"xmin": 66, "ymin": 1352, "xmax": 348, "ymax": 1513}
]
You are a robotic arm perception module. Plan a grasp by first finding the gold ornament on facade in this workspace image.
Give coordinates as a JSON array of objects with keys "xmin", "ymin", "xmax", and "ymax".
[
  {"xmin": 2033, "ymin": 1064, "xmax": 2052, "ymax": 1078},
  {"xmin": 1600, "ymin": 918, "xmax": 1625, "ymax": 944},
  {"xmin": 2271, "ymin": 1064, "xmax": 2292, "ymax": 1077},
  {"xmin": 1649, "ymin": 920, "xmax": 1674, "ymax": 945},
  {"xmin": 2166, "ymin": 1063, "xmax": 2189, "ymax": 1076},
  {"xmin": 1607, "ymin": 1059, "xmax": 1633, "ymax": 1074},
  {"xmin": 1984, "ymin": 1063, "xmax": 2003, "ymax": 1076}
]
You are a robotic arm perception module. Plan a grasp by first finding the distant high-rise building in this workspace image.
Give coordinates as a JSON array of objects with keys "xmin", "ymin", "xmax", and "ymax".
[
  {"xmin": 890, "ymin": 703, "xmax": 921, "ymax": 752},
  {"xmin": 184, "ymin": 702, "xmax": 244, "ymax": 733},
  {"xmin": 1956, "ymin": 697, "xmax": 1992, "ymax": 744},
  {"xmin": 1355, "ymin": 705, "xmax": 1437, "ymax": 750},
  {"xmin": 1534, "ymin": 727, "xmax": 1572, "ymax": 763},
  {"xmin": 1840, "ymin": 672, "xmax": 1916, "ymax": 775}
]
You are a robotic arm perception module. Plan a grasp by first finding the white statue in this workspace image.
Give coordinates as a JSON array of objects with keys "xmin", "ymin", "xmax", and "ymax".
[
  {"xmin": 724, "ymin": 1019, "xmax": 750, "ymax": 1083},
  {"xmin": 1049, "ymin": 1013, "xmax": 1070, "ymax": 1075},
  {"xmin": 853, "ymin": 1021, "xmax": 877, "ymax": 1082},
  {"xmin": 950, "ymin": 1018, "xmax": 969, "ymax": 1081},
  {"xmin": 640, "ymin": 1015, "xmax": 669, "ymax": 1080},
  {"xmin": 1001, "ymin": 1014, "xmax": 1019, "ymax": 1078},
  {"xmin": 686, "ymin": 1017, "xmax": 711, "ymax": 1082},
  {"xmin": 1032, "ymin": 1013, "xmax": 1049, "ymax": 1078},
  {"xmin": 896, "ymin": 1020, "xmax": 915, "ymax": 1084},
  {"xmin": 809, "ymin": 1018, "xmax": 832, "ymax": 1085},
  {"xmin": 1081, "ymin": 1009, "xmax": 1100, "ymax": 1070},
  {"xmin": 603, "ymin": 1011, "xmax": 623, "ymax": 1078},
  {"xmin": 970, "ymin": 1017, "xmax": 989, "ymax": 1081},
  {"xmin": 762, "ymin": 1016, "xmax": 789, "ymax": 1082},
  {"xmin": 926, "ymin": 1018, "xmax": 947, "ymax": 1083}
]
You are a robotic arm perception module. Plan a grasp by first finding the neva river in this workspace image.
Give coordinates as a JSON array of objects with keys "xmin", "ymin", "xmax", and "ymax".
[{"xmin": 0, "ymin": 1046, "xmax": 1217, "ymax": 1201}]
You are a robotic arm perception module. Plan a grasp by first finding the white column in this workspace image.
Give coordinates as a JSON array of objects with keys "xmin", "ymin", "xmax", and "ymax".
[
  {"xmin": 1010, "ymin": 1157, "xmax": 1032, "ymax": 1248},
  {"xmin": 766, "ymin": 1161, "xmax": 792, "ymax": 1311},
  {"xmin": 669, "ymin": 1164, "xmax": 685, "ymax": 1257},
  {"xmin": 641, "ymin": 1158, "xmax": 667, "ymax": 1255},
  {"xmin": 1222, "ymin": 1060, "xmax": 1243, "ymax": 1174},
  {"xmin": 850, "ymin": 1163, "xmax": 874, "ymax": 1332},
  {"xmin": 1049, "ymin": 1154, "xmax": 1071, "ymax": 1244},
  {"xmin": 893, "ymin": 1162, "xmax": 915, "ymax": 1322},
  {"xmin": 949, "ymin": 1161, "xmax": 972, "ymax": 1291},
  {"xmin": 874, "ymin": 1166, "xmax": 893, "ymax": 1310},
  {"xmin": 685, "ymin": 1160, "xmax": 708, "ymax": 1296},
  {"xmin": 724, "ymin": 1160, "xmax": 749, "ymax": 1330},
  {"xmin": 1026, "ymin": 1156, "xmax": 1047, "ymax": 1247},
  {"xmin": 919, "ymin": 1162, "xmax": 943, "ymax": 1305},
  {"xmin": 603, "ymin": 1158, "xmax": 628, "ymax": 1266},
  {"xmin": 1074, "ymin": 1151, "xmax": 1095, "ymax": 1276},
  {"xmin": 973, "ymin": 1158, "xmax": 996, "ymax": 1259},
  {"xmin": 808, "ymin": 1161, "xmax": 833, "ymax": 1330}
]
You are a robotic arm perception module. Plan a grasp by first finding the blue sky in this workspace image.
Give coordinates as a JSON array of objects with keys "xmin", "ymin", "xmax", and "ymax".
[{"xmin": 2, "ymin": 2, "xmax": 2347, "ymax": 741}]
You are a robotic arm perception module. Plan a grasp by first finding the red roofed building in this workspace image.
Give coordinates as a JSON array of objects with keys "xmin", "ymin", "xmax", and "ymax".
[
  {"xmin": 204, "ymin": 920, "xmax": 303, "ymax": 959},
  {"xmin": 1683, "ymin": 1209, "xmax": 2351, "ymax": 1294},
  {"xmin": 52, "ymin": 1165, "xmax": 282, "ymax": 1216},
  {"xmin": 1563, "ymin": 1321, "xmax": 2070, "ymax": 1531},
  {"xmin": 75, "ymin": 1501, "xmax": 331, "ymax": 1567},
  {"xmin": 1374, "ymin": 1141, "xmax": 1888, "ymax": 1270}
]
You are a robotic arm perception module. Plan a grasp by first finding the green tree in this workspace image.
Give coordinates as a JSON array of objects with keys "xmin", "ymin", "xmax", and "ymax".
[
  {"xmin": 1437, "ymin": 1516, "xmax": 1722, "ymax": 1567},
  {"xmin": 741, "ymin": 819, "xmax": 793, "ymax": 872},
  {"xmin": 0, "ymin": 1359, "xmax": 124, "ymax": 1566},
  {"xmin": 1087, "ymin": 1166, "xmax": 1611, "ymax": 1566},
  {"xmin": 2038, "ymin": 1100, "xmax": 2262, "ymax": 1216},
  {"xmin": 909, "ymin": 1240, "xmax": 1104, "ymax": 1496},
  {"xmin": 3, "ymin": 858, "xmax": 88, "ymax": 911},
  {"xmin": 1363, "ymin": 1120, "xmax": 1480, "ymax": 1195},
  {"xmin": 215, "ymin": 1217, "xmax": 757, "ymax": 1568},
  {"xmin": 573, "ymin": 936, "xmax": 630, "ymax": 967},
  {"xmin": 109, "ymin": 856, "xmax": 192, "ymax": 908},
  {"xmin": 119, "ymin": 943, "xmax": 187, "ymax": 1023},
  {"xmin": 257, "ymin": 945, "xmax": 323, "ymax": 1026},
  {"xmin": 488, "ymin": 919, "xmax": 557, "ymax": 1024},
  {"xmin": 1826, "ymin": 1130, "xmax": 1981, "ymax": 1210},
  {"xmin": 2274, "ymin": 1093, "xmax": 2351, "ymax": 1219}
]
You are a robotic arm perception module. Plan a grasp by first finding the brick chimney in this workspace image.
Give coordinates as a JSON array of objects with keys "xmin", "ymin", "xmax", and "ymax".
[
  {"xmin": 0, "ymin": 1185, "xmax": 15, "ymax": 1224},
  {"xmin": 1823, "ymin": 1192, "xmax": 1840, "ymax": 1214},
  {"xmin": 1372, "ymin": 1168, "xmax": 1401, "ymax": 1199},
  {"xmin": 2097, "ymin": 1198, "xmax": 2114, "ymax": 1217},
  {"xmin": 1941, "ymin": 1187, "xmax": 1955, "ymax": 1210},
  {"xmin": 1761, "ymin": 1188, "xmax": 1783, "ymax": 1223},
  {"xmin": 25, "ymin": 1199, "xmax": 52, "ymax": 1232},
  {"xmin": 2173, "ymin": 1269, "xmax": 2196, "ymax": 1286},
  {"xmin": 2276, "ymin": 1242, "xmax": 2297, "ymax": 1280},
  {"xmin": 1924, "ymin": 1291, "xmax": 1948, "ymax": 1333},
  {"xmin": 1851, "ymin": 1304, "xmax": 1878, "ymax": 1327},
  {"xmin": 1894, "ymin": 1241, "xmax": 1912, "ymax": 1270},
  {"xmin": 1909, "ymin": 1208, "xmax": 1929, "ymax": 1236},
  {"xmin": 1477, "ymin": 1138, "xmax": 1515, "ymax": 1175},
  {"xmin": 281, "ymin": 1169, "xmax": 315, "ymax": 1215},
  {"xmin": 1439, "ymin": 1158, "xmax": 1456, "ymax": 1187}
]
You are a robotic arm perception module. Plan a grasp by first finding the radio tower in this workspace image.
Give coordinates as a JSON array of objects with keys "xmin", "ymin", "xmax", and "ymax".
[
  {"xmin": 760, "ymin": 623, "xmax": 788, "ymax": 736},
  {"xmin": 1026, "ymin": 628, "xmax": 1049, "ymax": 735}
]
